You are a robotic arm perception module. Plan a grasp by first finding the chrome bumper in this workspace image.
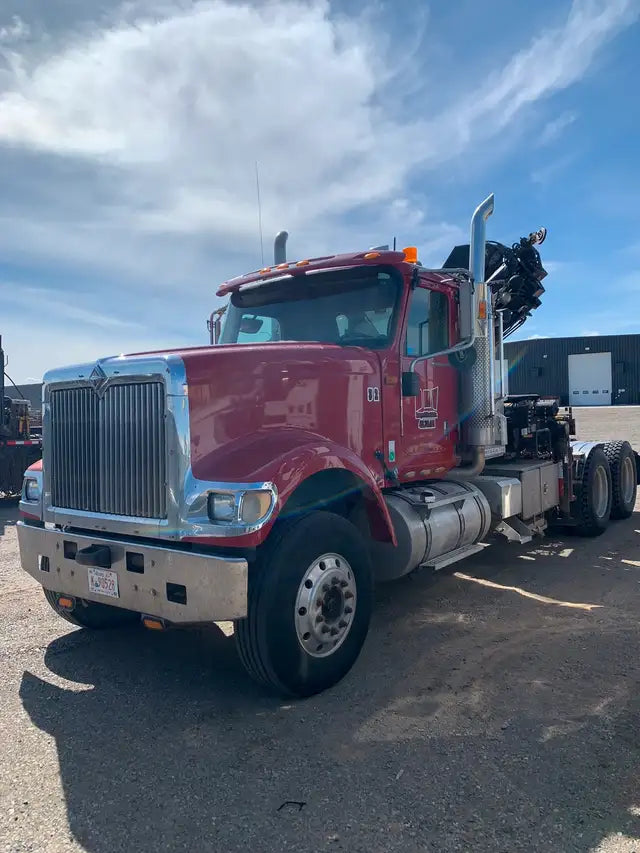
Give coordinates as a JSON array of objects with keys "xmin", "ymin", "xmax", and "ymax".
[{"xmin": 17, "ymin": 522, "xmax": 248, "ymax": 623}]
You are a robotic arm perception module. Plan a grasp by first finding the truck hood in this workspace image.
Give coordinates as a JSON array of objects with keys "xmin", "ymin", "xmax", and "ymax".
[{"xmin": 175, "ymin": 343, "xmax": 383, "ymax": 482}]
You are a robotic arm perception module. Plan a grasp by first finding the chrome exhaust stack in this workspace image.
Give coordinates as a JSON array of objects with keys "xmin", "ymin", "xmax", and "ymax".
[
  {"xmin": 464, "ymin": 194, "xmax": 496, "ymax": 449},
  {"xmin": 274, "ymin": 231, "xmax": 288, "ymax": 265}
]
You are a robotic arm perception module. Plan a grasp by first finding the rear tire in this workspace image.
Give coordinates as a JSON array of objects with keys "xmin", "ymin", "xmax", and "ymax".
[
  {"xmin": 235, "ymin": 512, "xmax": 373, "ymax": 698},
  {"xmin": 572, "ymin": 447, "xmax": 612, "ymax": 537},
  {"xmin": 43, "ymin": 588, "xmax": 138, "ymax": 629},
  {"xmin": 603, "ymin": 440, "xmax": 637, "ymax": 519}
]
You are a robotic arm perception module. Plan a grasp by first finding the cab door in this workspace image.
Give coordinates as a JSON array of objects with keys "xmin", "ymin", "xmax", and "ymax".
[{"xmin": 395, "ymin": 281, "xmax": 458, "ymax": 480}]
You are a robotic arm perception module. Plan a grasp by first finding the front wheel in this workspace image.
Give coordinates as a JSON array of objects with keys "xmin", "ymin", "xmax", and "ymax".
[
  {"xmin": 235, "ymin": 512, "xmax": 373, "ymax": 697},
  {"xmin": 43, "ymin": 588, "xmax": 138, "ymax": 629}
]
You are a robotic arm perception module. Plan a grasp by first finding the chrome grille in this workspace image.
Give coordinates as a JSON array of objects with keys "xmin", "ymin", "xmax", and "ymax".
[{"xmin": 49, "ymin": 381, "xmax": 167, "ymax": 519}]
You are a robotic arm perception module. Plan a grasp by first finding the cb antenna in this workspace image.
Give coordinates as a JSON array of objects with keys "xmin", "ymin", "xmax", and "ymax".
[{"xmin": 255, "ymin": 161, "xmax": 265, "ymax": 266}]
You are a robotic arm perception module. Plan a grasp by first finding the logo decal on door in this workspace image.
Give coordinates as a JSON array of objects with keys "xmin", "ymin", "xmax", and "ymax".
[
  {"xmin": 367, "ymin": 387, "xmax": 380, "ymax": 403},
  {"xmin": 415, "ymin": 386, "xmax": 439, "ymax": 430}
]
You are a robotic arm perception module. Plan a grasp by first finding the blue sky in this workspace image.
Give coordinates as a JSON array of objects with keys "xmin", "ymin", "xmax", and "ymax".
[{"xmin": 1, "ymin": 0, "xmax": 639, "ymax": 382}]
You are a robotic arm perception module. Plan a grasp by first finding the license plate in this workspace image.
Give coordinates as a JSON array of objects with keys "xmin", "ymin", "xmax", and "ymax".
[{"xmin": 88, "ymin": 568, "xmax": 119, "ymax": 599}]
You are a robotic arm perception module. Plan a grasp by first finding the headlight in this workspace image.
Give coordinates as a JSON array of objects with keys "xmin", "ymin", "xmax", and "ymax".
[
  {"xmin": 240, "ymin": 490, "xmax": 273, "ymax": 524},
  {"xmin": 24, "ymin": 477, "xmax": 41, "ymax": 502},
  {"xmin": 207, "ymin": 493, "xmax": 237, "ymax": 522},
  {"xmin": 206, "ymin": 489, "xmax": 274, "ymax": 525}
]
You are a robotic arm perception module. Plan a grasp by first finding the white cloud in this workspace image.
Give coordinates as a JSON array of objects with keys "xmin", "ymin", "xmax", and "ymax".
[
  {"xmin": 538, "ymin": 111, "xmax": 577, "ymax": 145},
  {"xmin": 0, "ymin": 15, "xmax": 29, "ymax": 43},
  {"xmin": 5, "ymin": 283, "xmax": 144, "ymax": 331},
  {"xmin": 531, "ymin": 152, "xmax": 576, "ymax": 185},
  {"xmin": 453, "ymin": 0, "xmax": 636, "ymax": 137},
  {"xmin": 0, "ymin": 0, "xmax": 637, "ymax": 380},
  {"xmin": 0, "ymin": 0, "xmax": 635, "ymax": 237}
]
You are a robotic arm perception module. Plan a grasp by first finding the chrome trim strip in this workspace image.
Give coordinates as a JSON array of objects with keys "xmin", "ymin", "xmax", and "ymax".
[
  {"xmin": 42, "ymin": 353, "xmax": 277, "ymax": 540},
  {"xmin": 183, "ymin": 474, "xmax": 278, "ymax": 537}
]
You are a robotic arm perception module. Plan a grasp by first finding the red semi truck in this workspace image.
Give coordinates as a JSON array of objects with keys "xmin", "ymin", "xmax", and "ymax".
[{"xmin": 17, "ymin": 195, "xmax": 639, "ymax": 696}]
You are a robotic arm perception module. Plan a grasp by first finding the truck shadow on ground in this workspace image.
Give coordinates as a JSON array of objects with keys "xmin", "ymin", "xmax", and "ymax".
[{"xmin": 19, "ymin": 514, "xmax": 640, "ymax": 853}]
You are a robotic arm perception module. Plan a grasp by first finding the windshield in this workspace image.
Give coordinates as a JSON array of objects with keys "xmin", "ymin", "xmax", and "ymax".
[{"xmin": 219, "ymin": 266, "xmax": 401, "ymax": 348}]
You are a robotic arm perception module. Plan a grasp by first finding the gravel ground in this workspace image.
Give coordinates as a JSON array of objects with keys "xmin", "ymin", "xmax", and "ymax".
[{"xmin": 1, "ymin": 407, "xmax": 640, "ymax": 853}]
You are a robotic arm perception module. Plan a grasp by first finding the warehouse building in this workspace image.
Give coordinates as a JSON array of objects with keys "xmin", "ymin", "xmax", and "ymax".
[{"xmin": 504, "ymin": 334, "xmax": 640, "ymax": 406}]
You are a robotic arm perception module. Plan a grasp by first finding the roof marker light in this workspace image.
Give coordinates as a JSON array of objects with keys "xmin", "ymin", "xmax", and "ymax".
[
  {"xmin": 403, "ymin": 247, "xmax": 418, "ymax": 263},
  {"xmin": 364, "ymin": 251, "xmax": 380, "ymax": 260}
]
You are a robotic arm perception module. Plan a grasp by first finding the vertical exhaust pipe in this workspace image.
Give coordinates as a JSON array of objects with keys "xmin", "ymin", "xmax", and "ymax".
[
  {"xmin": 274, "ymin": 231, "xmax": 288, "ymax": 265},
  {"xmin": 469, "ymin": 195, "xmax": 494, "ymax": 288},
  {"xmin": 464, "ymin": 194, "xmax": 495, "ymax": 449}
]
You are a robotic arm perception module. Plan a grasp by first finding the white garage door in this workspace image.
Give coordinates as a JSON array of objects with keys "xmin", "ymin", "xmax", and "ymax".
[{"xmin": 568, "ymin": 352, "xmax": 611, "ymax": 406}]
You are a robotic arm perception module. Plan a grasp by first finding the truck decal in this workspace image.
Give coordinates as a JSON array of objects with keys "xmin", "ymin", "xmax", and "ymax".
[{"xmin": 415, "ymin": 386, "xmax": 439, "ymax": 430}]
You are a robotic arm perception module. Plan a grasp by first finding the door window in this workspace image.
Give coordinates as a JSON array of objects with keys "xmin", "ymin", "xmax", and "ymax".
[{"xmin": 406, "ymin": 288, "xmax": 449, "ymax": 356}]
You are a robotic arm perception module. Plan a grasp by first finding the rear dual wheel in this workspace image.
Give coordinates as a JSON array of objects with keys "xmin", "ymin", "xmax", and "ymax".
[
  {"xmin": 572, "ymin": 447, "xmax": 612, "ymax": 537},
  {"xmin": 571, "ymin": 442, "xmax": 638, "ymax": 537},
  {"xmin": 603, "ymin": 440, "xmax": 637, "ymax": 519}
]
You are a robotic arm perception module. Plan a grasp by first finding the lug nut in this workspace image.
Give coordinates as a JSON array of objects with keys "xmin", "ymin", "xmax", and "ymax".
[
  {"xmin": 339, "ymin": 619, "xmax": 348, "ymax": 629},
  {"xmin": 315, "ymin": 613, "xmax": 324, "ymax": 624},
  {"xmin": 330, "ymin": 627, "xmax": 339, "ymax": 636},
  {"xmin": 340, "ymin": 580, "xmax": 348, "ymax": 588},
  {"xmin": 344, "ymin": 606, "xmax": 353, "ymax": 615},
  {"xmin": 321, "ymin": 625, "xmax": 331, "ymax": 634},
  {"xmin": 344, "ymin": 591, "xmax": 354, "ymax": 600}
]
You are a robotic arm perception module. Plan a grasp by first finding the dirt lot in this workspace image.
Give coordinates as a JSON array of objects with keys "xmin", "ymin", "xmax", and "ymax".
[{"xmin": 1, "ymin": 407, "xmax": 640, "ymax": 853}]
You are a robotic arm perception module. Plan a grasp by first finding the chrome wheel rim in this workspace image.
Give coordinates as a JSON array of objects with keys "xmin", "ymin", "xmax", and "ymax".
[
  {"xmin": 621, "ymin": 455, "xmax": 635, "ymax": 505},
  {"xmin": 593, "ymin": 465, "xmax": 609, "ymax": 518},
  {"xmin": 294, "ymin": 553, "xmax": 357, "ymax": 659}
]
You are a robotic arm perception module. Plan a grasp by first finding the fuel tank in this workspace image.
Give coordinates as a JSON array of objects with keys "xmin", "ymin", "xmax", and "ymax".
[{"xmin": 371, "ymin": 481, "xmax": 491, "ymax": 581}]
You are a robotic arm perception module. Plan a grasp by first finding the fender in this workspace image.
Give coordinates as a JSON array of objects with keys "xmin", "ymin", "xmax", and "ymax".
[
  {"xmin": 189, "ymin": 428, "xmax": 397, "ymax": 548},
  {"xmin": 571, "ymin": 440, "xmax": 640, "ymax": 486},
  {"xmin": 570, "ymin": 440, "xmax": 602, "ymax": 484}
]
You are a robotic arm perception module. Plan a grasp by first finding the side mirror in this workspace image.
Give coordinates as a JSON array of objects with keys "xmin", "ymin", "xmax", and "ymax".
[
  {"xmin": 208, "ymin": 306, "xmax": 227, "ymax": 345},
  {"xmin": 401, "ymin": 371, "xmax": 420, "ymax": 397}
]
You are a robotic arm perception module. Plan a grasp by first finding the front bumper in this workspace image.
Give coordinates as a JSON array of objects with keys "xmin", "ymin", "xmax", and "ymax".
[{"xmin": 17, "ymin": 522, "xmax": 248, "ymax": 623}]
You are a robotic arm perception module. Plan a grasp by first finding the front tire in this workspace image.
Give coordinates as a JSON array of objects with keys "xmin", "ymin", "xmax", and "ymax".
[
  {"xmin": 603, "ymin": 440, "xmax": 637, "ymax": 519},
  {"xmin": 235, "ymin": 512, "xmax": 373, "ymax": 697},
  {"xmin": 43, "ymin": 588, "xmax": 138, "ymax": 629},
  {"xmin": 572, "ymin": 447, "xmax": 612, "ymax": 537}
]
